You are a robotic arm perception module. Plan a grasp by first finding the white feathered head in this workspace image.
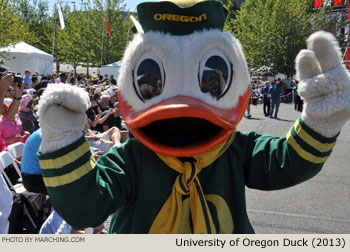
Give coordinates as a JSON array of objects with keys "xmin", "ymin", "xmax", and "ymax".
[{"xmin": 118, "ymin": 0, "xmax": 250, "ymax": 156}]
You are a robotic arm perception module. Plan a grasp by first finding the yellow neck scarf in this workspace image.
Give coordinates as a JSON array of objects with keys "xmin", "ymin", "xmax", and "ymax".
[{"xmin": 149, "ymin": 129, "xmax": 237, "ymax": 233}]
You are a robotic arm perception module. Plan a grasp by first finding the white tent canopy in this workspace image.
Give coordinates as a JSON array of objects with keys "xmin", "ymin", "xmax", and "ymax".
[
  {"xmin": 100, "ymin": 60, "xmax": 122, "ymax": 79},
  {"xmin": 0, "ymin": 42, "xmax": 53, "ymax": 75}
]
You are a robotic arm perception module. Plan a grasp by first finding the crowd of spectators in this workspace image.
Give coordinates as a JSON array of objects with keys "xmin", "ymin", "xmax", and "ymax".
[
  {"xmin": 0, "ymin": 67, "xmax": 128, "ymax": 234},
  {"xmin": 246, "ymin": 77, "xmax": 302, "ymax": 119}
]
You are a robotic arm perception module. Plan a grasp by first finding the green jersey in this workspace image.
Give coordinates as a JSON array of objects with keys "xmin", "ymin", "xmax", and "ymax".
[{"xmin": 37, "ymin": 117, "xmax": 337, "ymax": 233}]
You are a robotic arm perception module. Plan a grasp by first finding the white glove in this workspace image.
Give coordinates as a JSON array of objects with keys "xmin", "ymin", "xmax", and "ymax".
[
  {"xmin": 38, "ymin": 84, "xmax": 90, "ymax": 153},
  {"xmin": 296, "ymin": 31, "xmax": 350, "ymax": 138}
]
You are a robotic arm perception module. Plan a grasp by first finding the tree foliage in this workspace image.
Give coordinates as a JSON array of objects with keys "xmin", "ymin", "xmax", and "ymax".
[
  {"xmin": 226, "ymin": 0, "xmax": 328, "ymax": 78},
  {"xmin": 14, "ymin": 0, "xmax": 53, "ymax": 53},
  {"xmin": 94, "ymin": 0, "xmax": 130, "ymax": 65},
  {"xmin": 0, "ymin": 1, "xmax": 28, "ymax": 49},
  {"xmin": 1, "ymin": 0, "xmax": 129, "ymax": 73},
  {"xmin": 58, "ymin": 0, "xmax": 129, "ymax": 70}
]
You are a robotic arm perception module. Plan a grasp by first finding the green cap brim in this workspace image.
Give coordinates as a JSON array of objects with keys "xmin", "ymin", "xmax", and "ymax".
[{"xmin": 137, "ymin": 1, "xmax": 228, "ymax": 36}]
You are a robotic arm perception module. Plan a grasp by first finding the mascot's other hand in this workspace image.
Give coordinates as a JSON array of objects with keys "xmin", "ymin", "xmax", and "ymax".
[
  {"xmin": 296, "ymin": 31, "xmax": 350, "ymax": 138},
  {"xmin": 38, "ymin": 84, "xmax": 90, "ymax": 153}
]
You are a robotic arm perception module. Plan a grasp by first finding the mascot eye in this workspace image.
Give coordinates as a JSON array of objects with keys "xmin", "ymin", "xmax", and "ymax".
[
  {"xmin": 199, "ymin": 50, "xmax": 232, "ymax": 100},
  {"xmin": 133, "ymin": 53, "xmax": 165, "ymax": 101}
]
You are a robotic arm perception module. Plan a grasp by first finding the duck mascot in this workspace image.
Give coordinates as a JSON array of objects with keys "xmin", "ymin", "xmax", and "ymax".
[{"xmin": 37, "ymin": 0, "xmax": 350, "ymax": 233}]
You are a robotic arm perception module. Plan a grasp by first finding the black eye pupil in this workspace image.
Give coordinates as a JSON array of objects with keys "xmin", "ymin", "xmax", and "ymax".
[
  {"xmin": 136, "ymin": 59, "xmax": 163, "ymax": 100},
  {"xmin": 200, "ymin": 56, "xmax": 229, "ymax": 99}
]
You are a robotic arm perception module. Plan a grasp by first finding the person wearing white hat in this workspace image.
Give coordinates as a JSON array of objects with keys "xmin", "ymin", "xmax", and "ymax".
[
  {"xmin": 3, "ymin": 98, "xmax": 12, "ymax": 107},
  {"xmin": 19, "ymin": 94, "xmax": 38, "ymax": 133},
  {"xmin": 107, "ymin": 88, "xmax": 117, "ymax": 108},
  {"xmin": 26, "ymin": 88, "xmax": 36, "ymax": 97}
]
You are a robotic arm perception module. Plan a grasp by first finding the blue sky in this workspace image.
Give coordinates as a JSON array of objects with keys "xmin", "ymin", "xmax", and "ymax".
[
  {"xmin": 122, "ymin": 0, "xmax": 156, "ymax": 11},
  {"xmin": 45, "ymin": 0, "xmax": 156, "ymax": 13}
]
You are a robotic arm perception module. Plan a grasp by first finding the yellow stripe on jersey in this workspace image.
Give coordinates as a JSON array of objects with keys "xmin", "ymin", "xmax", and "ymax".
[
  {"xmin": 40, "ymin": 141, "xmax": 90, "ymax": 170},
  {"xmin": 293, "ymin": 120, "xmax": 336, "ymax": 153},
  {"xmin": 287, "ymin": 130, "xmax": 330, "ymax": 164},
  {"xmin": 43, "ymin": 156, "xmax": 96, "ymax": 187}
]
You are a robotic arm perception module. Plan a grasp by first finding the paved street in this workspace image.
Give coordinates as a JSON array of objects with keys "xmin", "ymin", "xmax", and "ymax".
[{"xmin": 241, "ymin": 102, "xmax": 350, "ymax": 233}]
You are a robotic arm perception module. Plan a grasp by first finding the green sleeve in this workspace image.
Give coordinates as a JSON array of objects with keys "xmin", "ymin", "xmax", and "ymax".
[
  {"xmin": 241, "ymin": 117, "xmax": 337, "ymax": 190},
  {"xmin": 37, "ymin": 136, "xmax": 140, "ymax": 229}
]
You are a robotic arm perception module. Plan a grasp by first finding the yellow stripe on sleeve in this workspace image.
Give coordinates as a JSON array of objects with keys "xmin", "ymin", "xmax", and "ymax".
[
  {"xmin": 293, "ymin": 120, "xmax": 336, "ymax": 153},
  {"xmin": 287, "ymin": 130, "xmax": 330, "ymax": 164},
  {"xmin": 40, "ymin": 141, "xmax": 91, "ymax": 169},
  {"xmin": 43, "ymin": 156, "xmax": 96, "ymax": 187}
]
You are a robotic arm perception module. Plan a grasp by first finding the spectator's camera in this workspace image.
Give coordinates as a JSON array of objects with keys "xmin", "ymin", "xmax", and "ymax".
[{"xmin": 8, "ymin": 71, "xmax": 22, "ymax": 86}]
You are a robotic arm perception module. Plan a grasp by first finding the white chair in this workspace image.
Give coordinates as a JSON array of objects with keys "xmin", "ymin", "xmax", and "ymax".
[
  {"xmin": 0, "ymin": 151, "xmax": 39, "ymax": 231},
  {"xmin": 0, "ymin": 151, "xmax": 22, "ymax": 190},
  {"xmin": 0, "ymin": 151, "xmax": 42, "ymax": 211},
  {"xmin": 7, "ymin": 142, "xmax": 25, "ymax": 159},
  {"xmin": 6, "ymin": 143, "xmax": 24, "ymax": 183}
]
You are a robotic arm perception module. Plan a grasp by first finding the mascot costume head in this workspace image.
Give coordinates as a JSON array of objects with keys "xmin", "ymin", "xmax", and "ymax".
[{"xmin": 118, "ymin": 0, "xmax": 250, "ymax": 157}]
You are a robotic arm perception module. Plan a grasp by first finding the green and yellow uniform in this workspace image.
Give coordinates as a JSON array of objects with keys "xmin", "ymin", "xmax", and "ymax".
[{"xmin": 37, "ymin": 117, "xmax": 337, "ymax": 233}]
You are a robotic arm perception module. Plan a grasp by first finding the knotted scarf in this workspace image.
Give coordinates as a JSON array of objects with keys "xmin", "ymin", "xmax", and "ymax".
[{"xmin": 149, "ymin": 129, "xmax": 237, "ymax": 233}]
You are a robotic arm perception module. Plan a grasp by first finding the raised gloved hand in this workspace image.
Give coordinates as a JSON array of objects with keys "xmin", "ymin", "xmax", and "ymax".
[
  {"xmin": 296, "ymin": 31, "xmax": 350, "ymax": 138},
  {"xmin": 38, "ymin": 84, "xmax": 90, "ymax": 153}
]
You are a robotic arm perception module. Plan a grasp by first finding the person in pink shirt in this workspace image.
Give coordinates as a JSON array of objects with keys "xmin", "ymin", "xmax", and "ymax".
[
  {"xmin": 0, "ymin": 110, "xmax": 29, "ymax": 146},
  {"xmin": 0, "ymin": 72, "xmax": 27, "ymax": 147}
]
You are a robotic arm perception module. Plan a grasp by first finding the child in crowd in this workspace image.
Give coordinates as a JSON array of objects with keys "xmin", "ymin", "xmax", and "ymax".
[{"xmin": 19, "ymin": 94, "xmax": 38, "ymax": 134}]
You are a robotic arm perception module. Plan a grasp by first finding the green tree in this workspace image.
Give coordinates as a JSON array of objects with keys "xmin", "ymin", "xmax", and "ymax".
[
  {"xmin": 56, "ymin": 4, "xmax": 91, "ymax": 74},
  {"xmin": 0, "ymin": 1, "xmax": 27, "ymax": 49},
  {"xmin": 227, "ymin": 0, "xmax": 328, "ymax": 78},
  {"xmin": 2, "ymin": 0, "xmax": 130, "ymax": 74},
  {"xmin": 223, "ymin": 0, "xmax": 239, "ymax": 30},
  {"xmin": 11, "ymin": 0, "xmax": 53, "ymax": 54},
  {"xmin": 92, "ymin": 0, "xmax": 129, "ymax": 65},
  {"xmin": 56, "ymin": 0, "xmax": 129, "ymax": 74}
]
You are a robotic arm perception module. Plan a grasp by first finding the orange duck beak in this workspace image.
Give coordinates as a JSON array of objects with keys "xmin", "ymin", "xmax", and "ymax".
[{"xmin": 118, "ymin": 88, "xmax": 250, "ymax": 157}]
